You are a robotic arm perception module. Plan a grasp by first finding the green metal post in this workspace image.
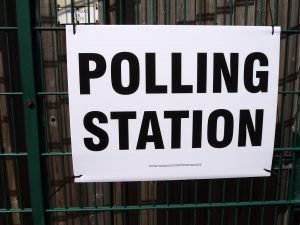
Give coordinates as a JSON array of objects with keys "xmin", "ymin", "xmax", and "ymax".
[{"xmin": 16, "ymin": 0, "xmax": 46, "ymax": 225}]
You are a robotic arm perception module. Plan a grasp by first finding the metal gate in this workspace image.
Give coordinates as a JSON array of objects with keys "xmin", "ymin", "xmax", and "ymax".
[{"xmin": 0, "ymin": 0, "xmax": 300, "ymax": 225}]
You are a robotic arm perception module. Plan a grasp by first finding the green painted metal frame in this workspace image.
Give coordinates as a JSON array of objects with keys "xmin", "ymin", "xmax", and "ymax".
[{"xmin": 15, "ymin": 0, "xmax": 46, "ymax": 224}]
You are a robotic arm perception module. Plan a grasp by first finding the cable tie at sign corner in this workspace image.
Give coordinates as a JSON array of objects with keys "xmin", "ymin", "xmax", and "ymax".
[
  {"xmin": 263, "ymin": 168, "xmax": 281, "ymax": 178},
  {"xmin": 48, "ymin": 174, "xmax": 83, "ymax": 199},
  {"xmin": 267, "ymin": 0, "xmax": 275, "ymax": 35},
  {"xmin": 73, "ymin": 23, "xmax": 76, "ymax": 35}
]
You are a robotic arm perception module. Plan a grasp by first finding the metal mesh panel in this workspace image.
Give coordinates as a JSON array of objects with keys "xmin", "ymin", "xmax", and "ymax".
[
  {"xmin": 0, "ymin": 0, "xmax": 33, "ymax": 224},
  {"xmin": 0, "ymin": 0, "xmax": 300, "ymax": 225}
]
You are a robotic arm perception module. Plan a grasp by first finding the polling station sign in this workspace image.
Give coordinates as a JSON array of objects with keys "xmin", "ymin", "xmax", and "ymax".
[{"xmin": 66, "ymin": 25, "xmax": 280, "ymax": 182}]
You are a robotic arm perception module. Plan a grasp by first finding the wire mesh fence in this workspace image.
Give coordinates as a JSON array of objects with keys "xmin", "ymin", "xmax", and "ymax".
[{"xmin": 0, "ymin": 0, "xmax": 300, "ymax": 225}]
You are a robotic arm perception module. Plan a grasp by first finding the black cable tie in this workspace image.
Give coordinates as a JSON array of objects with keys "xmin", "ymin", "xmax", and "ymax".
[
  {"xmin": 73, "ymin": 23, "xmax": 76, "ymax": 35},
  {"xmin": 73, "ymin": 174, "xmax": 83, "ymax": 179},
  {"xmin": 48, "ymin": 174, "xmax": 82, "ymax": 199},
  {"xmin": 71, "ymin": 0, "xmax": 76, "ymax": 35},
  {"xmin": 264, "ymin": 168, "xmax": 281, "ymax": 178},
  {"xmin": 267, "ymin": 0, "xmax": 275, "ymax": 35}
]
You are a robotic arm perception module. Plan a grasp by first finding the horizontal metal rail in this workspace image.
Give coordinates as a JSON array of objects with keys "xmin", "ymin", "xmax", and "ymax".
[
  {"xmin": 3, "ymin": 199, "xmax": 299, "ymax": 214},
  {"xmin": 6, "ymin": 90, "xmax": 296, "ymax": 96},
  {"xmin": 0, "ymin": 152, "xmax": 28, "ymax": 156},
  {"xmin": 0, "ymin": 208, "xmax": 32, "ymax": 213},
  {"xmin": 0, "ymin": 92, "xmax": 23, "ymax": 95},
  {"xmin": 46, "ymin": 200, "xmax": 300, "ymax": 212},
  {"xmin": 0, "ymin": 27, "xmax": 18, "ymax": 30},
  {"xmin": 32, "ymin": 26, "xmax": 300, "ymax": 33},
  {"xmin": 1, "ymin": 147, "xmax": 300, "ymax": 157}
]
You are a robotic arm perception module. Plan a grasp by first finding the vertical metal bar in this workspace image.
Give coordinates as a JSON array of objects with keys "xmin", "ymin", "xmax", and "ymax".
[
  {"xmin": 87, "ymin": 0, "xmax": 90, "ymax": 23},
  {"xmin": 71, "ymin": 0, "xmax": 75, "ymax": 24},
  {"xmin": 168, "ymin": 0, "xmax": 171, "ymax": 24},
  {"xmin": 221, "ymin": 207, "xmax": 225, "ymax": 225},
  {"xmin": 260, "ymin": 178, "xmax": 267, "ymax": 225},
  {"xmin": 138, "ymin": 182, "xmax": 141, "ymax": 225},
  {"xmin": 165, "ymin": 182, "xmax": 169, "ymax": 225},
  {"xmin": 54, "ymin": 0, "xmax": 59, "ymax": 24},
  {"xmin": 0, "ymin": 157, "xmax": 8, "ymax": 209},
  {"xmin": 57, "ymin": 28, "xmax": 69, "ymax": 213},
  {"xmin": 193, "ymin": 180, "xmax": 198, "ymax": 225},
  {"xmin": 280, "ymin": 0, "xmax": 292, "ymax": 147},
  {"xmin": 234, "ymin": 180, "xmax": 240, "ymax": 225},
  {"xmin": 15, "ymin": 158, "xmax": 23, "ymax": 208},
  {"xmin": 36, "ymin": 24, "xmax": 52, "ymax": 214},
  {"xmin": 165, "ymin": 209, "xmax": 169, "ymax": 225},
  {"xmin": 230, "ymin": 0, "xmax": 233, "ymax": 25},
  {"xmin": 163, "ymin": 0, "xmax": 167, "ymax": 24},
  {"xmin": 20, "ymin": 213, "xmax": 24, "ymax": 225},
  {"xmin": 80, "ymin": 208, "xmax": 83, "ymax": 225},
  {"xmin": 167, "ymin": 0, "xmax": 171, "ymax": 24},
  {"xmin": 93, "ymin": 183, "xmax": 98, "ymax": 221},
  {"xmin": 273, "ymin": 206, "xmax": 278, "ymax": 225},
  {"xmin": 165, "ymin": 181, "xmax": 170, "ymax": 224},
  {"xmin": 234, "ymin": 207, "xmax": 238, "ymax": 225},
  {"xmin": 77, "ymin": 183, "xmax": 83, "ymax": 225},
  {"xmin": 3, "ymin": 1, "xmax": 17, "ymax": 150},
  {"xmin": 259, "ymin": 0, "xmax": 263, "ymax": 25},
  {"xmin": 221, "ymin": 180, "xmax": 226, "ymax": 225},
  {"xmin": 119, "ymin": 0, "xmax": 123, "ymax": 24},
  {"xmin": 197, "ymin": 0, "xmax": 200, "ymax": 24},
  {"xmin": 122, "ymin": 182, "xmax": 127, "ymax": 225},
  {"xmin": 4, "ymin": 8, "xmax": 23, "ymax": 218},
  {"xmin": 291, "ymin": 73, "xmax": 300, "ymax": 202},
  {"xmin": 3, "ymin": 0, "xmax": 8, "ymax": 26},
  {"xmin": 245, "ymin": 0, "xmax": 248, "ymax": 25},
  {"xmin": 276, "ymin": 153, "xmax": 283, "ymax": 200},
  {"xmin": 109, "ymin": 182, "xmax": 114, "ymax": 225},
  {"xmin": 214, "ymin": 0, "xmax": 217, "ymax": 24},
  {"xmin": 136, "ymin": 0, "xmax": 140, "ymax": 24},
  {"xmin": 152, "ymin": 0, "xmax": 156, "ymax": 24},
  {"xmin": 16, "ymin": 0, "xmax": 45, "ymax": 224},
  {"xmin": 103, "ymin": 0, "xmax": 107, "ymax": 24},
  {"xmin": 222, "ymin": 180, "xmax": 226, "ymax": 202},
  {"xmin": 152, "ymin": 182, "xmax": 155, "ymax": 225},
  {"xmin": 35, "ymin": 0, "xmax": 41, "ymax": 26},
  {"xmin": 52, "ymin": 21, "xmax": 68, "ymax": 215},
  {"xmin": 262, "ymin": 178, "xmax": 267, "ymax": 201},
  {"xmin": 274, "ymin": 0, "xmax": 279, "ymax": 25},
  {"xmin": 247, "ymin": 207, "xmax": 252, "ymax": 225},
  {"xmin": 273, "ymin": 155, "xmax": 282, "ymax": 225},
  {"xmin": 183, "ymin": 0, "xmax": 186, "ymax": 24},
  {"xmin": 166, "ymin": 182, "xmax": 169, "ymax": 204},
  {"xmin": 180, "ymin": 181, "xmax": 183, "ymax": 225},
  {"xmin": 207, "ymin": 181, "xmax": 212, "ymax": 225},
  {"xmin": 286, "ymin": 206, "xmax": 292, "ymax": 225},
  {"xmin": 288, "ymin": 152, "xmax": 295, "ymax": 201},
  {"xmin": 144, "ymin": 0, "xmax": 148, "ymax": 24},
  {"xmin": 85, "ymin": 182, "xmax": 89, "ymax": 206},
  {"xmin": 247, "ymin": 178, "xmax": 253, "ymax": 225},
  {"xmin": 260, "ymin": 206, "xmax": 265, "ymax": 225}
]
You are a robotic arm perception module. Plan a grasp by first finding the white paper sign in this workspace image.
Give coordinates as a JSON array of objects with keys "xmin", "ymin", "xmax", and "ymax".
[{"xmin": 66, "ymin": 25, "xmax": 280, "ymax": 182}]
